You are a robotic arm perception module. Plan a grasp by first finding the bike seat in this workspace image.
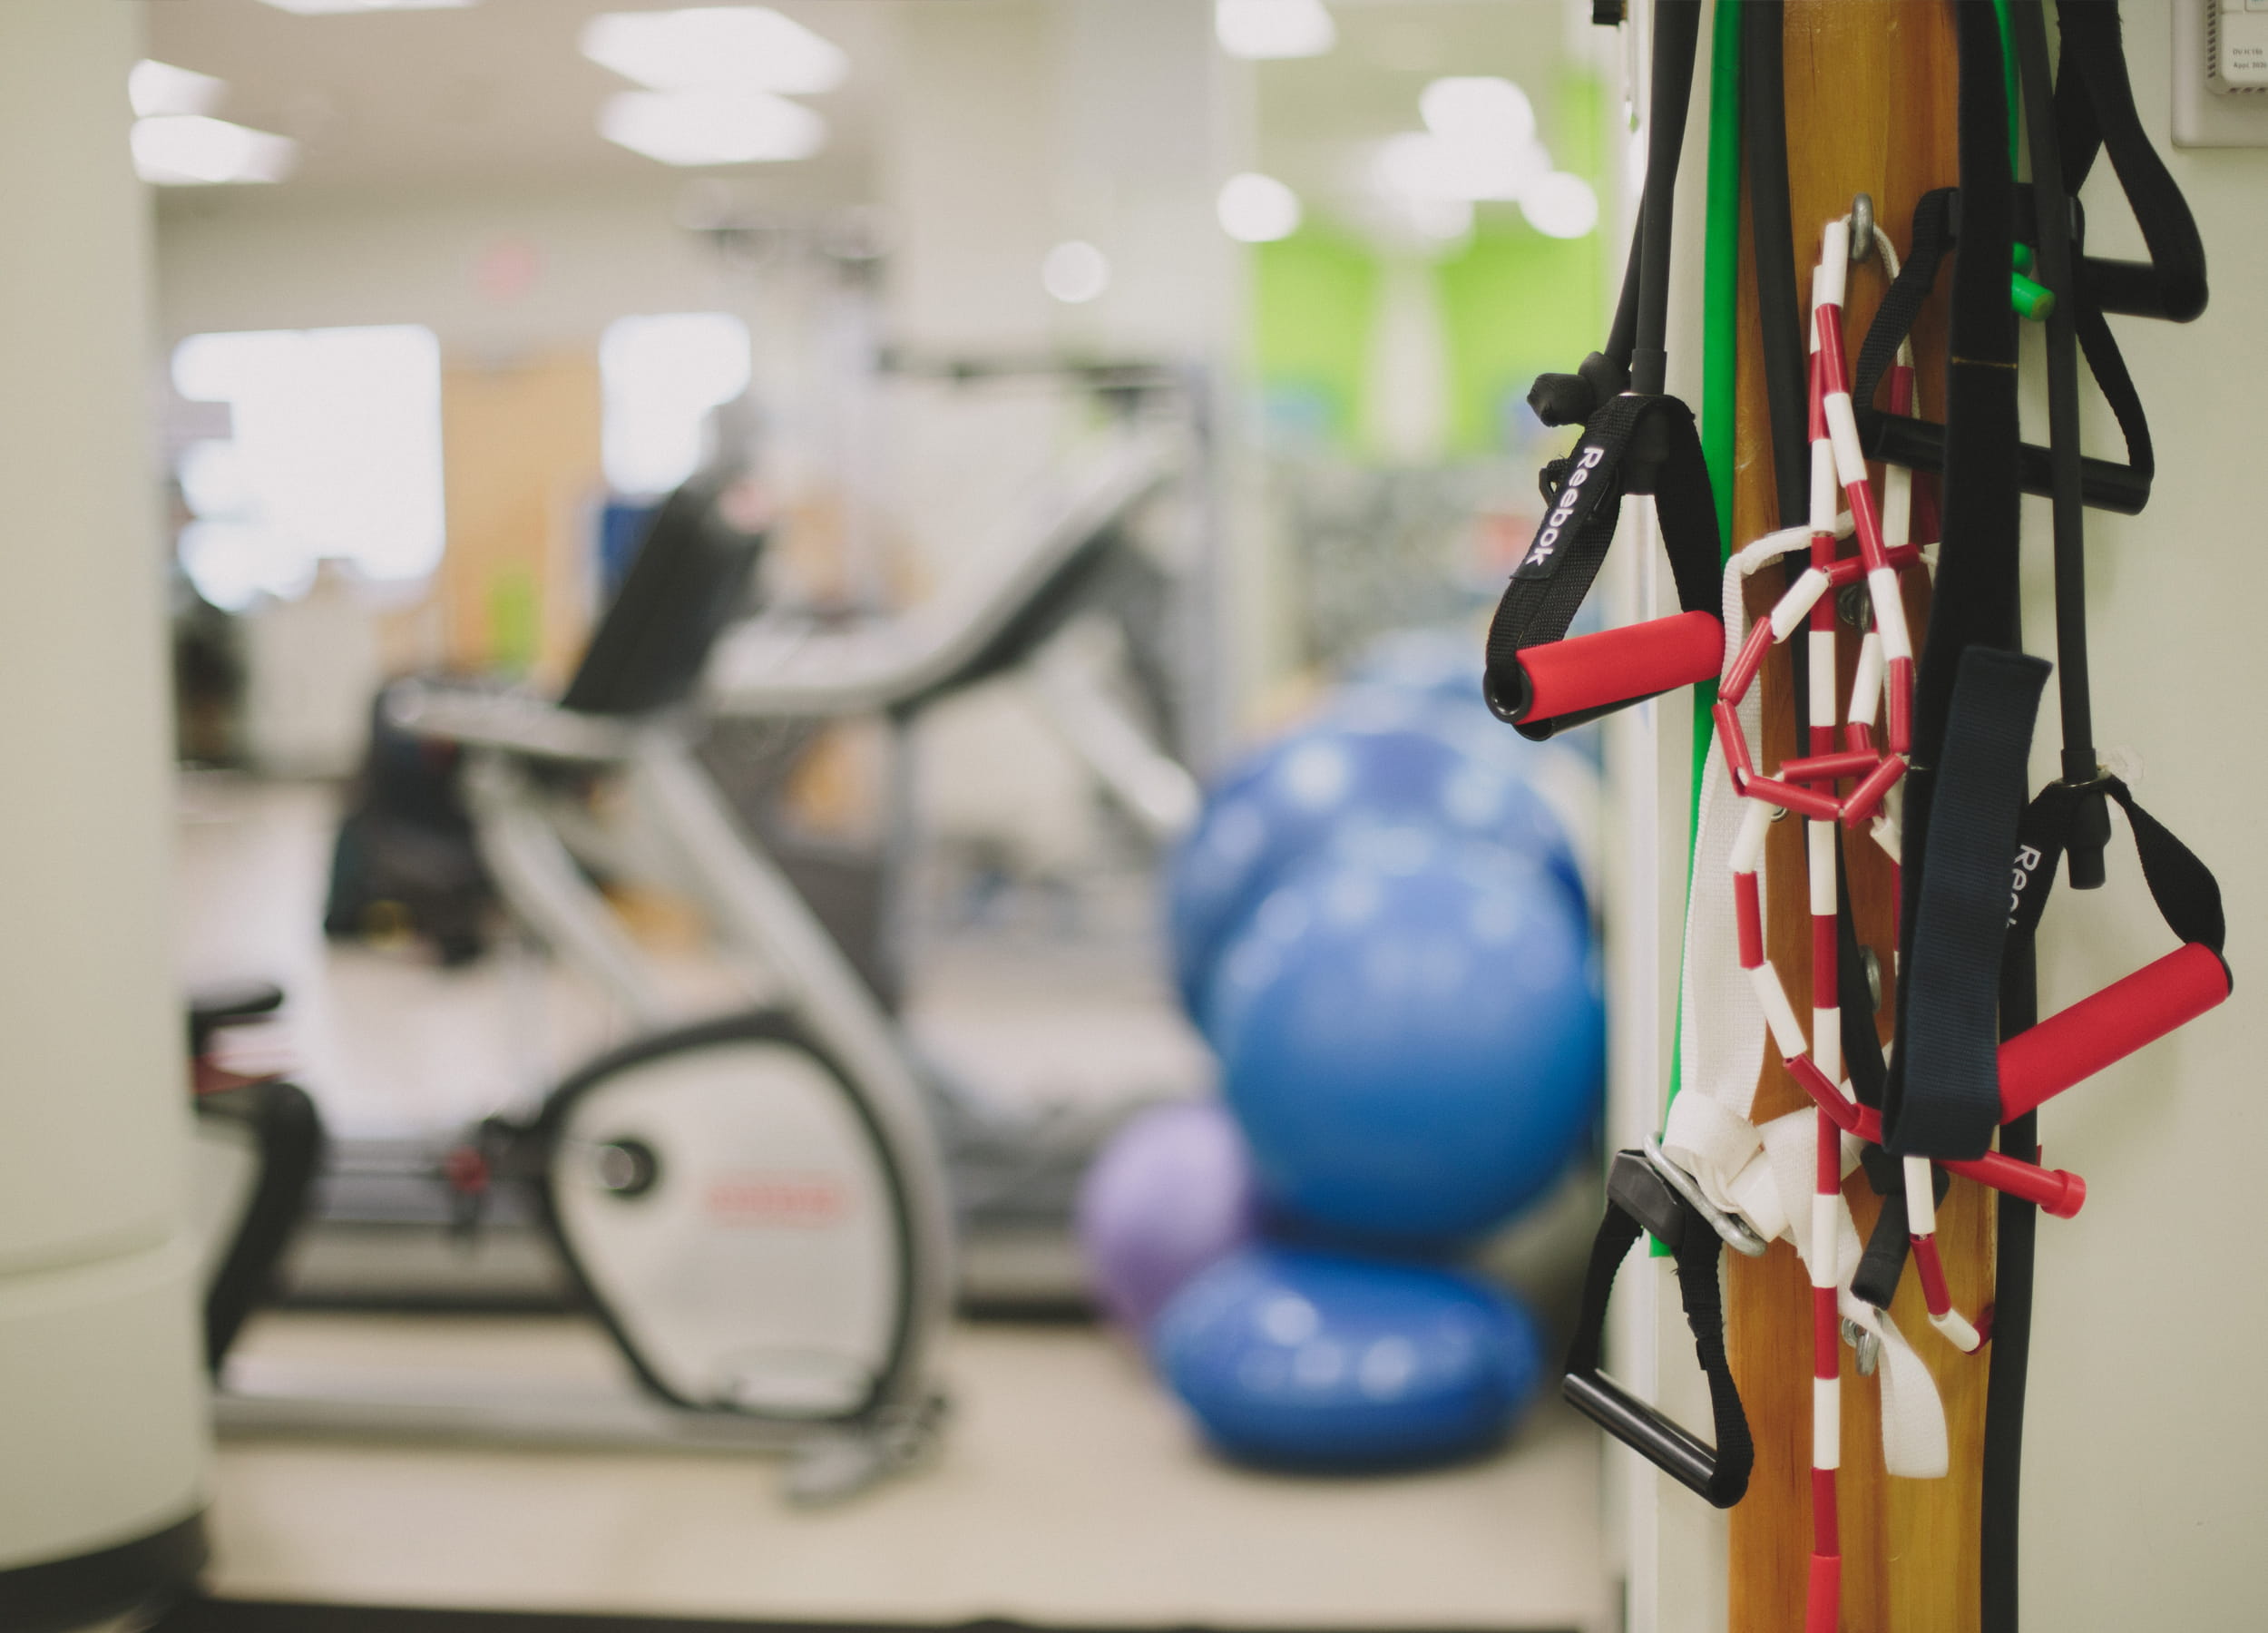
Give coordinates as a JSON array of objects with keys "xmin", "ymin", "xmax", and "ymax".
[{"xmin": 188, "ymin": 981, "xmax": 285, "ymax": 1057}]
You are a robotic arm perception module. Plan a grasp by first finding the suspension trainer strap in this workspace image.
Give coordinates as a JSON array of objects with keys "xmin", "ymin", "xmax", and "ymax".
[
  {"xmin": 1562, "ymin": 1151, "xmax": 1753, "ymax": 1510},
  {"xmin": 1884, "ymin": 1, "xmax": 2026, "ymax": 1160}
]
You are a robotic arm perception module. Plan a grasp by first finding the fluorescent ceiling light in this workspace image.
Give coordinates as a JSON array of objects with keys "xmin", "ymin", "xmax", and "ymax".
[
  {"xmin": 601, "ymin": 89, "xmax": 825, "ymax": 166},
  {"xmin": 1041, "ymin": 240, "xmax": 1110, "ymax": 305},
  {"xmin": 1419, "ymin": 77, "xmax": 1535, "ymax": 151},
  {"xmin": 1375, "ymin": 131, "xmax": 1547, "ymax": 204},
  {"xmin": 255, "ymin": 0, "xmax": 475, "ymax": 14},
  {"xmin": 1217, "ymin": 171, "xmax": 1302, "ymax": 243},
  {"xmin": 582, "ymin": 7, "xmax": 847, "ymax": 95},
  {"xmin": 130, "ymin": 60, "xmax": 226, "ymax": 119},
  {"xmin": 1520, "ymin": 172, "xmax": 1599, "ymax": 239},
  {"xmin": 132, "ymin": 116, "xmax": 298, "ymax": 186},
  {"xmin": 1216, "ymin": 0, "xmax": 1335, "ymax": 60}
]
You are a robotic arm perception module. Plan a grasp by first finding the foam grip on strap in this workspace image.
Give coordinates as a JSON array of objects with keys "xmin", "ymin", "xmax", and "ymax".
[
  {"xmin": 1496, "ymin": 611, "xmax": 1722, "ymax": 730},
  {"xmin": 1998, "ymin": 943, "xmax": 2230, "ymax": 1122}
]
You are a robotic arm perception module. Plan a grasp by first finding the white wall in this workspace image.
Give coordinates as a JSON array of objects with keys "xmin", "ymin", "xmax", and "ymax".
[
  {"xmin": 155, "ymin": 179, "xmax": 739, "ymax": 360},
  {"xmin": 2015, "ymin": 2, "xmax": 2268, "ymax": 1620}
]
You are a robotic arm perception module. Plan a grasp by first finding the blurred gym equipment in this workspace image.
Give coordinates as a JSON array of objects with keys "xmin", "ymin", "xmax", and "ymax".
[
  {"xmin": 223, "ymin": 405, "xmax": 1204, "ymax": 1496},
  {"xmin": 185, "ymin": 982, "xmax": 324, "ymax": 1374}
]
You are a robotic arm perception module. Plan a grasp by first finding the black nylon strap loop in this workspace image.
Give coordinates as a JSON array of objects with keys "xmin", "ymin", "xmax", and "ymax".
[
  {"xmin": 2008, "ymin": 777, "xmax": 2227, "ymax": 963},
  {"xmin": 1853, "ymin": 189, "xmax": 1956, "ymax": 417},
  {"xmin": 2053, "ymin": 2, "xmax": 2208, "ymax": 324},
  {"xmin": 1482, "ymin": 394, "xmax": 1722, "ymax": 725},
  {"xmin": 1885, "ymin": 646, "xmax": 2050, "ymax": 1160},
  {"xmin": 1852, "ymin": 1165, "xmax": 1950, "ymax": 1313}
]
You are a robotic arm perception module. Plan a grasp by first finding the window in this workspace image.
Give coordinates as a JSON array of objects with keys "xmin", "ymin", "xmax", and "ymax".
[{"xmin": 172, "ymin": 325, "xmax": 445, "ymax": 611}]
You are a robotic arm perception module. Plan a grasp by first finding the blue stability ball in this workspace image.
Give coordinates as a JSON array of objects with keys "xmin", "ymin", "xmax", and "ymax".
[
  {"xmin": 1165, "ymin": 698, "xmax": 1582, "ymax": 1027},
  {"xmin": 1154, "ymin": 1246, "xmax": 1545, "ymax": 1471},
  {"xmin": 1207, "ymin": 830, "xmax": 1604, "ymax": 1245}
]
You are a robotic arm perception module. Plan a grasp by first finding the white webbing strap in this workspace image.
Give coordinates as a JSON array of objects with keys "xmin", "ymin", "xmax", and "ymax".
[{"xmin": 1660, "ymin": 529, "xmax": 1949, "ymax": 1481}]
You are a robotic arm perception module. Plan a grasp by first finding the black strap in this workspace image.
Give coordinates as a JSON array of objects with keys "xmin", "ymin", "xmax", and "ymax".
[
  {"xmin": 1885, "ymin": 647, "xmax": 2050, "ymax": 1159},
  {"xmin": 1527, "ymin": 0, "xmax": 1702, "ymax": 425},
  {"xmin": 1852, "ymin": 189, "xmax": 1957, "ymax": 417},
  {"xmin": 1981, "ymin": 919, "xmax": 2040, "ymax": 1633},
  {"xmin": 1482, "ymin": 394, "xmax": 1723, "ymax": 719},
  {"xmin": 1885, "ymin": 5, "xmax": 2026, "ymax": 1168},
  {"xmin": 1851, "ymin": 1162, "xmax": 1949, "ymax": 1312},
  {"xmin": 1743, "ymin": 0, "xmax": 1806, "ymax": 533},
  {"xmin": 1630, "ymin": 0, "xmax": 1705, "ymax": 397},
  {"xmin": 2015, "ymin": 0, "xmax": 2108, "ymax": 888},
  {"xmin": 1562, "ymin": 1153, "xmax": 1752, "ymax": 1510},
  {"xmin": 2053, "ymin": 2, "xmax": 2208, "ymax": 323},
  {"xmin": 2007, "ymin": 776, "xmax": 2227, "ymax": 963}
]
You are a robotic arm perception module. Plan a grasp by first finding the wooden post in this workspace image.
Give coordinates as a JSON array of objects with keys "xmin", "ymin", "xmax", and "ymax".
[{"xmin": 1724, "ymin": 5, "xmax": 1989, "ymax": 1630}]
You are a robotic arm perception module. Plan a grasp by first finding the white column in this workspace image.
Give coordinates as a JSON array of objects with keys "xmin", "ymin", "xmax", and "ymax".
[
  {"xmin": 0, "ymin": 0, "xmax": 209, "ymax": 1610},
  {"xmin": 1609, "ymin": 5, "xmax": 1727, "ymax": 1631}
]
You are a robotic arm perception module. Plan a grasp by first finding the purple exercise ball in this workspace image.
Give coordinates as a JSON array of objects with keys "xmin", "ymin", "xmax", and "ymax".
[{"xmin": 1077, "ymin": 1100, "xmax": 1261, "ymax": 1335}]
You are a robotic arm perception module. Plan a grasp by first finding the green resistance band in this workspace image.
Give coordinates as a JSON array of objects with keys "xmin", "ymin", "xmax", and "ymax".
[{"xmin": 1654, "ymin": 0, "xmax": 1742, "ymax": 1257}]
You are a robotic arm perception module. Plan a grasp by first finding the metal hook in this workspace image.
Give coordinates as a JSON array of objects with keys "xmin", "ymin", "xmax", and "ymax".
[
  {"xmin": 1849, "ymin": 194, "xmax": 1875, "ymax": 262},
  {"xmin": 1841, "ymin": 1317, "xmax": 1883, "ymax": 1376}
]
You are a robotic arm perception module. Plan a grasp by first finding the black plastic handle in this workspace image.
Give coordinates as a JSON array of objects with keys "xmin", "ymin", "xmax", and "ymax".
[
  {"xmin": 1563, "ymin": 1369, "xmax": 1727, "ymax": 1503},
  {"xmin": 1857, "ymin": 407, "xmax": 2149, "ymax": 516}
]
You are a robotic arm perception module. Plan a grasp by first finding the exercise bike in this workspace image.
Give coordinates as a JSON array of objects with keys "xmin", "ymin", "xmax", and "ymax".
[{"xmin": 221, "ymin": 424, "xmax": 1196, "ymax": 1500}]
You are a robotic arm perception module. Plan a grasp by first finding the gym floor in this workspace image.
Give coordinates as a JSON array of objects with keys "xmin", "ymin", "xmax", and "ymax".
[{"xmin": 177, "ymin": 775, "xmax": 1610, "ymax": 1632}]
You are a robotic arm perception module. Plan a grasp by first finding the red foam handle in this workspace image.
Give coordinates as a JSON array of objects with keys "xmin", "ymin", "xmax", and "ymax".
[
  {"xmin": 1514, "ymin": 611, "xmax": 1723, "ymax": 726},
  {"xmin": 1998, "ymin": 944, "xmax": 2229, "ymax": 1122}
]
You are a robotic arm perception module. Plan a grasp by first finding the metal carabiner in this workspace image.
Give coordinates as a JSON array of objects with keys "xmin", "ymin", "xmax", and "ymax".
[{"xmin": 1643, "ymin": 1136, "xmax": 1771, "ymax": 1258}]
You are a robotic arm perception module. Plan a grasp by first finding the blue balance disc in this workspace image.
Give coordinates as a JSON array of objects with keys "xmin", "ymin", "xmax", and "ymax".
[{"xmin": 1154, "ymin": 1245, "xmax": 1545, "ymax": 1471}]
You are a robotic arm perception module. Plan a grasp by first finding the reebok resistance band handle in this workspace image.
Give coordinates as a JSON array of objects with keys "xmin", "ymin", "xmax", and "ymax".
[
  {"xmin": 1997, "ymin": 943, "xmax": 2230, "ymax": 1122},
  {"xmin": 1856, "ymin": 409, "xmax": 2150, "ymax": 516},
  {"xmin": 1489, "ymin": 611, "xmax": 1723, "ymax": 738}
]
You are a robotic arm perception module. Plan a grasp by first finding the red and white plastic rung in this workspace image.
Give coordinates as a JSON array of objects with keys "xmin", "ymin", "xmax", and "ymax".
[
  {"xmin": 1904, "ymin": 1156, "xmax": 1984, "ymax": 1353},
  {"xmin": 1840, "ymin": 753, "xmax": 1907, "ymax": 828},
  {"xmin": 1734, "ymin": 871, "xmax": 1765, "ymax": 969}
]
